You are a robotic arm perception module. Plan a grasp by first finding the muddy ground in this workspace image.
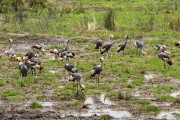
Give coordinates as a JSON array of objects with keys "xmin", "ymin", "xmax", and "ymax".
[{"xmin": 0, "ymin": 33, "xmax": 179, "ymax": 120}]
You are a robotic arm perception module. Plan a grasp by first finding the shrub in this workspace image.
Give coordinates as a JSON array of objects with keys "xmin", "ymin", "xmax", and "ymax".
[{"xmin": 104, "ymin": 8, "xmax": 115, "ymax": 31}]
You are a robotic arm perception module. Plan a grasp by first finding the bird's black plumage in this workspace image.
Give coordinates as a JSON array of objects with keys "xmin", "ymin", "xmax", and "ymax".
[
  {"xmin": 25, "ymin": 52, "xmax": 35, "ymax": 59},
  {"xmin": 100, "ymin": 42, "xmax": 113, "ymax": 54},
  {"xmin": 64, "ymin": 63, "xmax": 77, "ymax": 73},
  {"xmin": 95, "ymin": 39, "xmax": 102, "ymax": 49},
  {"xmin": 117, "ymin": 36, "xmax": 128, "ymax": 53}
]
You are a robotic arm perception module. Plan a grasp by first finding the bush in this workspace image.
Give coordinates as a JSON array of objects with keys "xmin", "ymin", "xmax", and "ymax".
[
  {"xmin": 104, "ymin": 8, "xmax": 115, "ymax": 31},
  {"xmin": 169, "ymin": 17, "xmax": 180, "ymax": 31}
]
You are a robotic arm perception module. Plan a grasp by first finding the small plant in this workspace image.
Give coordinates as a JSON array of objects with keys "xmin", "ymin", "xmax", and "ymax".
[
  {"xmin": 104, "ymin": 8, "xmax": 115, "ymax": 31},
  {"xmin": 169, "ymin": 17, "xmax": 180, "ymax": 31},
  {"xmin": 100, "ymin": 114, "xmax": 113, "ymax": 119},
  {"xmin": 30, "ymin": 102, "xmax": 43, "ymax": 109},
  {"xmin": 158, "ymin": 95, "xmax": 175, "ymax": 100},
  {"xmin": 0, "ymin": 80, "xmax": 6, "ymax": 86},
  {"xmin": 140, "ymin": 105, "xmax": 160, "ymax": 112},
  {"xmin": 36, "ymin": 95, "xmax": 45, "ymax": 101}
]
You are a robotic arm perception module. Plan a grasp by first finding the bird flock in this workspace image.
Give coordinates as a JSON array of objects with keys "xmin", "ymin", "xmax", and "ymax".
[{"xmin": 0, "ymin": 36, "xmax": 179, "ymax": 94}]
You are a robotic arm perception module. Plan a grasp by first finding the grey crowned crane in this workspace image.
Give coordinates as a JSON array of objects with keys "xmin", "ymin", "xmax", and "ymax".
[
  {"xmin": 18, "ymin": 62, "xmax": 28, "ymax": 77},
  {"xmin": 58, "ymin": 51, "xmax": 75, "ymax": 62},
  {"xmin": 9, "ymin": 39, "xmax": 14, "ymax": 50},
  {"xmin": 158, "ymin": 52, "xmax": 172, "ymax": 68},
  {"xmin": 95, "ymin": 39, "xmax": 103, "ymax": 52},
  {"xmin": 175, "ymin": 41, "xmax": 180, "ymax": 46},
  {"xmin": 64, "ymin": 39, "xmax": 71, "ymax": 51},
  {"xmin": 91, "ymin": 57, "xmax": 104, "ymax": 85},
  {"xmin": 32, "ymin": 43, "xmax": 45, "ymax": 54},
  {"xmin": 100, "ymin": 35, "xmax": 114, "ymax": 58},
  {"xmin": 154, "ymin": 45, "xmax": 166, "ymax": 52},
  {"xmin": 134, "ymin": 40, "xmax": 144, "ymax": 55},
  {"xmin": 64, "ymin": 63, "xmax": 77, "ymax": 75},
  {"xmin": 117, "ymin": 35, "xmax": 129, "ymax": 55},
  {"xmin": 69, "ymin": 73, "xmax": 85, "ymax": 93}
]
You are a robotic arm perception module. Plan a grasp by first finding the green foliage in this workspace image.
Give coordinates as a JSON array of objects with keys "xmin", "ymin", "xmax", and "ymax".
[
  {"xmin": 1, "ymin": 89, "xmax": 23, "ymax": 98},
  {"xmin": 0, "ymin": 80, "xmax": 6, "ymax": 86},
  {"xmin": 29, "ymin": 102, "xmax": 43, "ymax": 109},
  {"xmin": 158, "ymin": 95, "xmax": 175, "ymax": 100},
  {"xmin": 140, "ymin": 105, "xmax": 160, "ymax": 112},
  {"xmin": 104, "ymin": 8, "xmax": 115, "ymax": 31},
  {"xmin": 169, "ymin": 17, "xmax": 180, "ymax": 31}
]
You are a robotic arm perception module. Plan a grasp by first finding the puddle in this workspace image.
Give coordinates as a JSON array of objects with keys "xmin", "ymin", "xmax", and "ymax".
[
  {"xmin": 144, "ymin": 74, "xmax": 158, "ymax": 80},
  {"xmin": 99, "ymin": 93, "xmax": 115, "ymax": 105},
  {"xmin": 84, "ymin": 97, "xmax": 94, "ymax": 105},
  {"xmin": 133, "ymin": 91, "xmax": 140, "ymax": 97},
  {"xmin": 49, "ymin": 70, "xmax": 56, "ymax": 74},
  {"xmin": 156, "ymin": 110, "xmax": 180, "ymax": 120},
  {"xmin": 39, "ymin": 102, "xmax": 55, "ymax": 107},
  {"xmin": 63, "ymin": 96, "xmax": 132, "ymax": 118},
  {"xmin": 25, "ymin": 102, "xmax": 55, "ymax": 107},
  {"xmin": 170, "ymin": 91, "xmax": 180, "ymax": 97},
  {"xmin": 71, "ymin": 109, "xmax": 132, "ymax": 118}
]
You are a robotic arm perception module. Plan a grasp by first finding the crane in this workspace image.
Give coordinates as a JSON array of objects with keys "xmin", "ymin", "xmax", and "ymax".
[
  {"xmin": 91, "ymin": 57, "xmax": 104, "ymax": 85},
  {"xmin": 69, "ymin": 73, "xmax": 85, "ymax": 93},
  {"xmin": 175, "ymin": 41, "xmax": 180, "ymax": 46},
  {"xmin": 95, "ymin": 39, "xmax": 103, "ymax": 52},
  {"xmin": 134, "ymin": 40, "xmax": 144, "ymax": 55},
  {"xmin": 64, "ymin": 63, "xmax": 77, "ymax": 75},
  {"xmin": 158, "ymin": 52, "xmax": 172, "ymax": 68},
  {"xmin": 100, "ymin": 35, "xmax": 114, "ymax": 58},
  {"xmin": 117, "ymin": 35, "xmax": 129, "ymax": 55},
  {"xmin": 32, "ymin": 43, "xmax": 45, "ymax": 54}
]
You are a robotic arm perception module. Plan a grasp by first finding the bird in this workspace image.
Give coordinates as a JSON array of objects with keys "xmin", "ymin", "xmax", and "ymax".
[
  {"xmin": 58, "ymin": 51, "xmax": 75, "ymax": 61},
  {"xmin": 4, "ymin": 48, "xmax": 16, "ymax": 57},
  {"xmin": 9, "ymin": 39, "xmax": 14, "ymax": 50},
  {"xmin": 158, "ymin": 52, "xmax": 173, "ymax": 68},
  {"xmin": 154, "ymin": 45, "xmax": 166, "ymax": 51},
  {"xmin": 64, "ymin": 63, "xmax": 77, "ymax": 75},
  {"xmin": 175, "ymin": 41, "xmax": 180, "ymax": 46},
  {"xmin": 24, "ymin": 51, "xmax": 36, "ymax": 59},
  {"xmin": 69, "ymin": 73, "xmax": 85, "ymax": 93},
  {"xmin": 95, "ymin": 39, "xmax": 103, "ymax": 51},
  {"xmin": 64, "ymin": 39, "xmax": 71, "ymax": 51},
  {"xmin": 141, "ymin": 50, "xmax": 147, "ymax": 56},
  {"xmin": 91, "ymin": 57, "xmax": 104, "ymax": 85},
  {"xmin": 134, "ymin": 40, "xmax": 144, "ymax": 55},
  {"xmin": 31, "ymin": 43, "xmax": 45, "ymax": 54},
  {"xmin": 117, "ymin": 35, "xmax": 129, "ymax": 55},
  {"xmin": 18, "ymin": 62, "xmax": 28, "ymax": 77},
  {"xmin": 26, "ymin": 60, "xmax": 43, "ymax": 76},
  {"xmin": 49, "ymin": 48, "xmax": 62, "ymax": 59},
  {"xmin": 100, "ymin": 35, "xmax": 114, "ymax": 58}
]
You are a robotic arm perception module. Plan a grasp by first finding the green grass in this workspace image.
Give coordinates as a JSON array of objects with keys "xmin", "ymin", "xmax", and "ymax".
[
  {"xmin": 158, "ymin": 95, "xmax": 175, "ymax": 100},
  {"xmin": 140, "ymin": 105, "xmax": 160, "ymax": 112},
  {"xmin": 1, "ymin": 89, "xmax": 23, "ymax": 97},
  {"xmin": 0, "ymin": 0, "xmax": 180, "ymax": 117},
  {"xmin": 29, "ymin": 102, "xmax": 43, "ymax": 109}
]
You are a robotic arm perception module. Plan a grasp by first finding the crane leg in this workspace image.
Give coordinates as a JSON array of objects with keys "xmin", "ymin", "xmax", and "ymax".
[
  {"xmin": 164, "ymin": 61, "xmax": 166, "ymax": 69},
  {"xmin": 98, "ymin": 75, "xmax": 100, "ymax": 85},
  {"xmin": 77, "ymin": 82, "xmax": 79, "ymax": 94}
]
